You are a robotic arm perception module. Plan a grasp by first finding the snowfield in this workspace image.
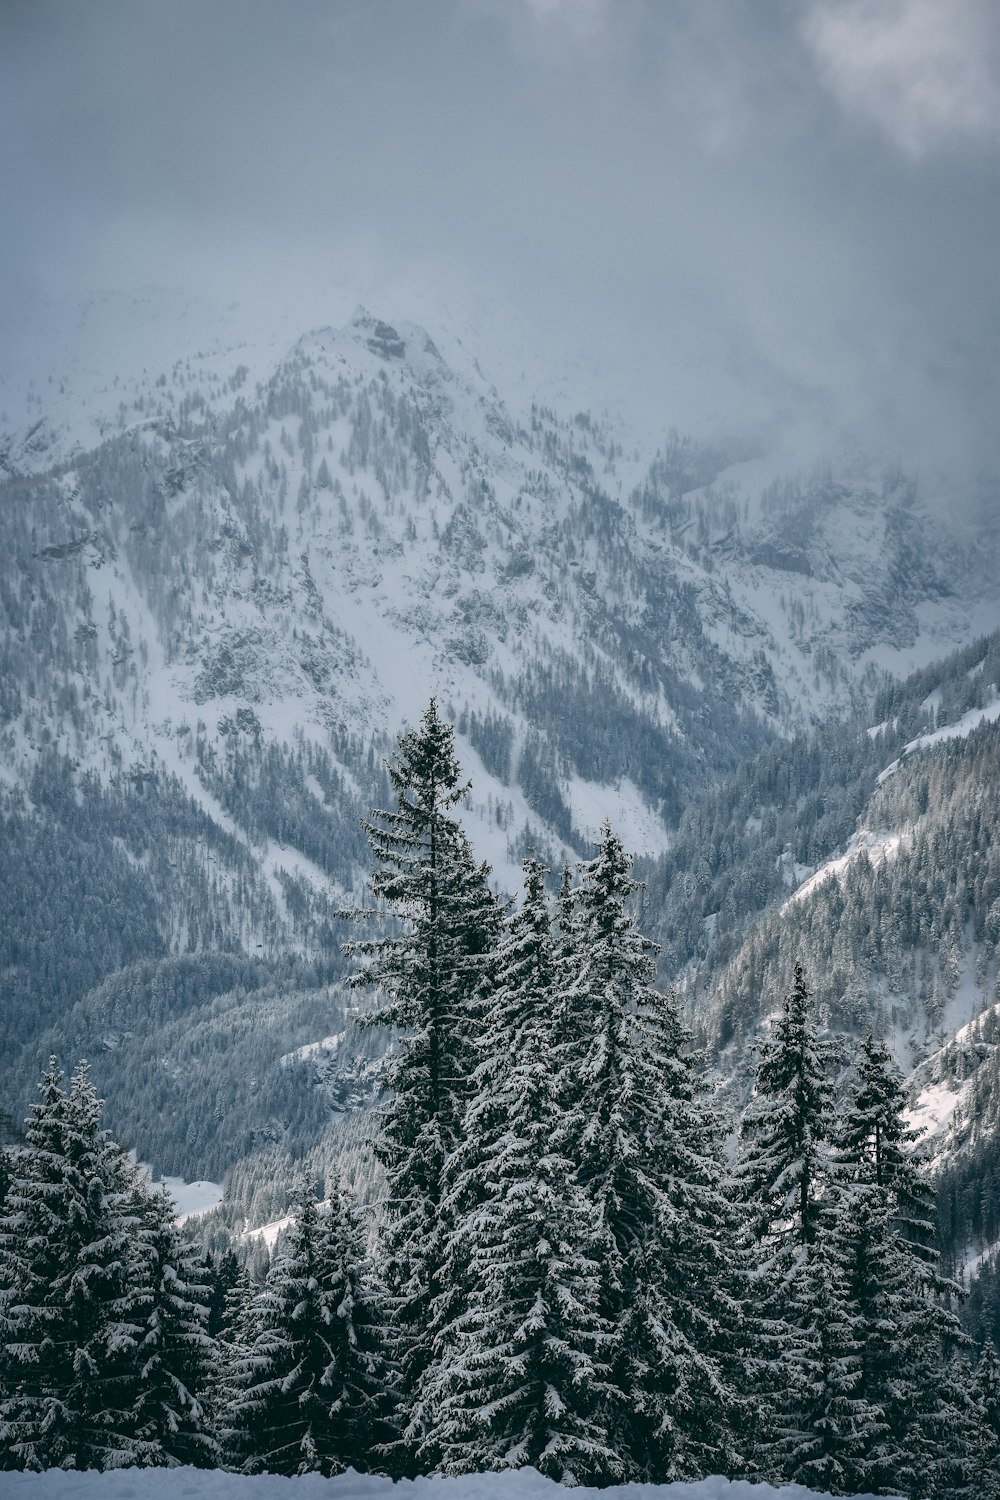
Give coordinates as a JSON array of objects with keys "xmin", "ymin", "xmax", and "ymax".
[{"xmin": 1, "ymin": 1467, "xmax": 903, "ymax": 1500}]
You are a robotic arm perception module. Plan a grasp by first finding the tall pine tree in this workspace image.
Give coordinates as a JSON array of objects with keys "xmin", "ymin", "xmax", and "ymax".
[
  {"xmin": 835, "ymin": 1036, "xmax": 973, "ymax": 1500},
  {"xmin": 131, "ymin": 1186, "xmax": 219, "ymax": 1467},
  {"xmin": 560, "ymin": 826, "xmax": 744, "ymax": 1480},
  {"xmin": 735, "ymin": 964, "xmax": 838, "ymax": 1480},
  {"xmin": 416, "ymin": 858, "xmax": 621, "ymax": 1483},
  {"xmin": 342, "ymin": 699, "xmax": 502, "ymax": 1459}
]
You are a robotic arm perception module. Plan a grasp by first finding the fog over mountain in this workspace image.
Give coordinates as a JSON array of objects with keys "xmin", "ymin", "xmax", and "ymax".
[{"xmin": 3, "ymin": 0, "xmax": 999, "ymax": 492}]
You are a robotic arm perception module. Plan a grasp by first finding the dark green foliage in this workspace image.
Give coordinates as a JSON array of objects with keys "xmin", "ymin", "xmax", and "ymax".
[
  {"xmin": 971, "ymin": 1342, "xmax": 1000, "ymax": 1500},
  {"xmin": 205, "ymin": 1249, "xmax": 241, "ymax": 1339},
  {"xmin": 417, "ymin": 859, "xmax": 621, "ymax": 1483},
  {"xmin": 343, "ymin": 700, "xmax": 503, "ymax": 1453},
  {"xmin": 0, "ymin": 1062, "xmax": 148, "ymax": 1470},
  {"xmin": 0, "ymin": 1062, "xmax": 220, "ymax": 1472},
  {"xmin": 737, "ymin": 965, "xmax": 835, "ymax": 1256},
  {"xmin": 563, "ymin": 826, "xmax": 744, "ymax": 1481},
  {"xmin": 221, "ymin": 1183, "xmax": 390, "ymax": 1476},
  {"xmin": 781, "ymin": 1240, "xmax": 871, "ymax": 1495},
  {"xmin": 132, "ymin": 1188, "xmax": 219, "ymax": 1467}
]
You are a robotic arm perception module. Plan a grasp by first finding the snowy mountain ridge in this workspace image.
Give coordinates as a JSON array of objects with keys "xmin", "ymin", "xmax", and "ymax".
[
  {"xmin": 4, "ymin": 293, "xmax": 1000, "ymax": 1288},
  {"xmin": 3, "ymin": 299, "xmax": 998, "ymax": 898}
]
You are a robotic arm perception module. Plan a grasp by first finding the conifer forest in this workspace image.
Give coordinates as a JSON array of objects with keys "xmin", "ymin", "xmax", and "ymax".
[
  {"xmin": 4, "ymin": 703, "xmax": 1000, "ymax": 1498},
  {"xmin": 4, "ymin": 6, "xmax": 1000, "ymax": 1498}
]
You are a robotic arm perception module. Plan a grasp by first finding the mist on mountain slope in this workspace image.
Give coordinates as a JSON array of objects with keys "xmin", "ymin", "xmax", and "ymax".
[{"xmin": 1, "ymin": 0, "xmax": 999, "ymax": 506}]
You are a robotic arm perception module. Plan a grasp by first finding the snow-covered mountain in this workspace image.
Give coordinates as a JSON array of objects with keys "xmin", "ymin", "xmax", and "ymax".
[
  {"xmin": 3, "ymin": 290, "xmax": 1000, "ymax": 1264},
  {"xmin": 3, "ymin": 298, "xmax": 997, "ymax": 880}
]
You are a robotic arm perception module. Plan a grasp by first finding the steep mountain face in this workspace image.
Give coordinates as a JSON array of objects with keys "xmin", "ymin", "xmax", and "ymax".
[
  {"xmin": 656, "ymin": 632, "xmax": 1000, "ymax": 1325},
  {"xmin": 2, "ymin": 301, "xmax": 1000, "ymax": 1239}
]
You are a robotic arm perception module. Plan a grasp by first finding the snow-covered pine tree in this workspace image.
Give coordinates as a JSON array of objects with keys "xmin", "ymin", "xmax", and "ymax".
[
  {"xmin": 205, "ymin": 1248, "xmax": 241, "ymax": 1340},
  {"xmin": 834, "ymin": 1038, "xmax": 974, "ymax": 1499},
  {"xmin": 735, "ymin": 964, "xmax": 838, "ymax": 1479},
  {"xmin": 837, "ymin": 1030, "xmax": 941, "ymax": 1271},
  {"xmin": 560, "ymin": 825, "xmax": 744, "ymax": 1480},
  {"xmin": 131, "ymin": 1186, "xmax": 219, "ymax": 1467},
  {"xmin": 342, "ymin": 699, "xmax": 503, "ymax": 1450},
  {"xmin": 971, "ymin": 1341, "xmax": 1000, "ymax": 1500},
  {"xmin": 216, "ymin": 1263, "xmax": 263, "ymax": 1471},
  {"xmin": 222, "ymin": 1182, "xmax": 390, "ymax": 1476},
  {"xmin": 417, "ymin": 858, "xmax": 621, "ymax": 1483},
  {"xmin": 319, "ymin": 1177, "xmax": 395, "ymax": 1473},
  {"xmin": 737, "ymin": 963, "xmax": 836, "ymax": 1256},
  {"xmin": 0, "ymin": 1061, "xmax": 148, "ymax": 1471},
  {"xmin": 826, "ymin": 1182, "xmax": 907, "ymax": 1494},
  {"xmin": 781, "ymin": 1234, "xmax": 870, "ymax": 1495}
]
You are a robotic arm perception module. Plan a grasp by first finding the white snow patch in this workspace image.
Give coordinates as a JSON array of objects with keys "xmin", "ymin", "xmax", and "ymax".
[
  {"xmin": 782, "ymin": 828, "xmax": 905, "ymax": 912},
  {"xmin": 136, "ymin": 1162, "xmax": 225, "ymax": 1225},
  {"xmin": 0, "ymin": 1463, "xmax": 903, "ymax": 1500},
  {"xmin": 878, "ymin": 693, "xmax": 1000, "ymax": 783},
  {"xmin": 904, "ymin": 952, "xmax": 997, "ymax": 1151},
  {"xmin": 904, "ymin": 1079, "xmax": 966, "ymax": 1145},
  {"xmin": 245, "ymin": 1212, "xmax": 295, "ymax": 1252},
  {"xmin": 563, "ymin": 773, "xmax": 670, "ymax": 855},
  {"xmin": 281, "ymin": 1032, "xmax": 344, "ymax": 1066}
]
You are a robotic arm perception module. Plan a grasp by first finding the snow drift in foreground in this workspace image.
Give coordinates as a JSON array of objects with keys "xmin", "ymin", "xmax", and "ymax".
[{"xmin": 1, "ymin": 1464, "xmax": 903, "ymax": 1500}]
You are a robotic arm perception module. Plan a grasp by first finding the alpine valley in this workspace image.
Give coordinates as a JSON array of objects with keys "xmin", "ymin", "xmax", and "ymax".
[{"xmin": 3, "ymin": 287, "xmax": 1000, "ymax": 1333}]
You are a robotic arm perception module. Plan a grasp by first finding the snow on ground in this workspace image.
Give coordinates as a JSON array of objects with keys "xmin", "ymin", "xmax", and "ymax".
[
  {"xmin": 878, "ymin": 693, "xmax": 1000, "ymax": 783},
  {"xmin": 135, "ymin": 1162, "xmax": 225, "ymax": 1226},
  {"xmin": 1, "ymin": 1465, "xmax": 903, "ymax": 1500},
  {"xmin": 904, "ymin": 954, "xmax": 998, "ymax": 1154},
  {"xmin": 782, "ymin": 828, "xmax": 905, "ymax": 912},
  {"xmin": 166, "ymin": 1177, "xmax": 227, "ymax": 1226},
  {"xmin": 563, "ymin": 773, "xmax": 670, "ymax": 856},
  {"xmin": 280, "ymin": 1032, "xmax": 344, "ymax": 1067},
  {"xmin": 904, "ymin": 1078, "xmax": 969, "ymax": 1146},
  {"xmin": 244, "ymin": 1212, "xmax": 296, "ymax": 1252}
]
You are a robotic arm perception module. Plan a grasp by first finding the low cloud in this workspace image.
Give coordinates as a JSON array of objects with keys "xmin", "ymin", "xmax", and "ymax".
[{"xmin": 804, "ymin": 0, "xmax": 1000, "ymax": 157}]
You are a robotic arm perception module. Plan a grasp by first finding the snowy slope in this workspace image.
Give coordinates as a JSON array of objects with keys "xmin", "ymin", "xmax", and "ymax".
[{"xmin": 4, "ymin": 300, "xmax": 998, "ymax": 902}]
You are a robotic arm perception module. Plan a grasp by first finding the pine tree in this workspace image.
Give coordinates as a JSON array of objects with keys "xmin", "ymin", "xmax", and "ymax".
[
  {"xmin": 342, "ymin": 700, "xmax": 502, "ymax": 1448},
  {"xmin": 0, "ymin": 1145, "xmax": 11, "ymax": 1214},
  {"xmin": 817, "ymin": 1183, "xmax": 898, "ymax": 1494},
  {"xmin": 837, "ymin": 1030, "xmax": 937, "ymax": 1265},
  {"xmin": 0, "ymin": 1061, "xmax": 148, "ymax": 1471},
  {"xmin": 319, "ymin": 1178, "xmax": 395, "ymax": 1473},
  {"xmin": 416, "ymin": 858, "xmax": 621, "ymax": 1483},
  {"xmin": 131, "ymin": 1186, "xmax": 219, "ymax": 1467},
  {"xmin": 735, "ymin": 964, "xmax": 837, "ymax": 1480},
  {"xmin": 216, "ymin": 1263, "xmax": 263, "ymax": 1471},
  {"xmin": 781, "ymin": 1235, "xmax": 870, "ymax": 1495},
  {"xmin": 971, "ymin": 1341, "xmax": 1000, "ymax": 1500},
  {"xmin": 560, "ymin": 826, "xmax": 744, "ymax": 1480},
  {"xmin": 835, "ymin": 1039, "xmax": 974, "ymax": 1499},
  {"xmin": 737, "ymin": 963, "xmax": 836, "ymax": 1257},
  {"xmin": 222, "ymin": 1182, "xmax": 390, "ymax": 1476},
  {"xmin": 205, "ymin": 1248, "xmax": 241, "ymax": 1340}
]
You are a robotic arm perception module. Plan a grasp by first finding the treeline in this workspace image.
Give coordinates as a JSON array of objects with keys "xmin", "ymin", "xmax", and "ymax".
[{"xmin": 4, "ymin": 702, "xmax": 1000, "ymax": 1495}]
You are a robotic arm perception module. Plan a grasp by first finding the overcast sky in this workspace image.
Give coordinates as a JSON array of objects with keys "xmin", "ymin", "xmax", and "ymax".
[{"xmin": 2, "ymin": 0, "xmax": 998, "ymax": 479}]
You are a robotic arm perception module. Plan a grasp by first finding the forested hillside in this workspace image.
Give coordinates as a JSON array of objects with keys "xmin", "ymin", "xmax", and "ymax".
[
  {"xmin": 3, "ymin": 705, "xmax": 998, "ymax": 1497},
  {"xmin": 2, "ymin": 309, "xmax": 1000, "ymax": 1362}
]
